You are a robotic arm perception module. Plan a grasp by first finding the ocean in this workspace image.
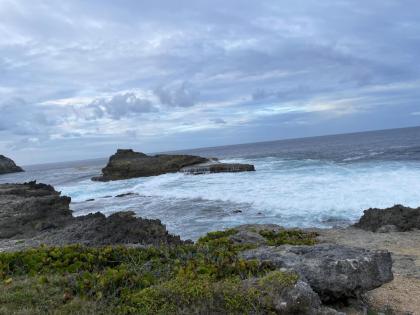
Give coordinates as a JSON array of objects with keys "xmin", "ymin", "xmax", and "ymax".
[{"xmin": 1, "ymin": 126, "xmax": 420, "ymax": 240}]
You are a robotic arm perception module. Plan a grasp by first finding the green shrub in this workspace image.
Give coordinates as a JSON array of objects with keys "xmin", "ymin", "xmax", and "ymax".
[
  {"xmin": 0, "ymin": 228, "xmax": 309, "ymax": 314},
  {"xmin": 259, "ymin": 229, "xmax": 318, "ymax": 246}
]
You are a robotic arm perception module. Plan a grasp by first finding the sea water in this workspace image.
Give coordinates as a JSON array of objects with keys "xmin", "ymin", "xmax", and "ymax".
[{"xmin": 2, "ymin": 126, "xmax": 420, "ymax": 240}]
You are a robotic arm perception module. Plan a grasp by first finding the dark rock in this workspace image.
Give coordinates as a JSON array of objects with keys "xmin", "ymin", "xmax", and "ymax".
[
  {"xmin": 0, "ymin": 181, "xmax": 72, "ymax": 238},
  {"xmin": 0, "ymin": 182, "xmax": 185, "ymax": 246},
  {"xmin": 241, "ymin": 243, "xmax": 393, "ymax": 302},
  {"xmin": 46, "ymin": 211, "xmax": 184, "ymax": 246},
  {"xmin": 85, "ymin": 198, "xmax": 95, "ymax": 202},
  {"xmin": 232, "ymin": 209, "xmax": 242, "ymax": 213},
  {"xmin": 115, "ymin": 192, "xmax": 138, "ymax": 198},
  {"xmin": 180, "ymin": 162, "xmax": 255, "ymax": 174},
  {"xmin": 354, "ymin": 204, "xmax": 420, "ymax": 232},
  {"xmin": 0, "ymin": 155, "xmax": 24, "ymax": 175},
  {"xmin": 92, "ymin": 149, "xmax": 209, "ymax": 181}
]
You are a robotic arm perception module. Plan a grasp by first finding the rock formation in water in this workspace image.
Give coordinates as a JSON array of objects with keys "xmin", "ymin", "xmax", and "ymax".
[
  {"xmin": 354, "ymin": 204, "xmax": 420, "ymax": 232},
  {"xmin": 0, "ymin": 155, "xmax": 23, "ymax": 175},
  {"xmin": 180, "ymin": 162, "xmax": 255, "ymax": 174},
  {"xmin": 0, "ymin": 181, "xmax": 184, "ymax": 246},
  {"xmin": 92, "ymin": 149, "xmax": 256, "ymax": 181},
  {"xmin": 92, "ymin": 149, "xmax": 209, "ymax": 181}
]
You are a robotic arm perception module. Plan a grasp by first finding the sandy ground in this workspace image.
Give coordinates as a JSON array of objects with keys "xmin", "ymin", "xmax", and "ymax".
[{"xmin": 314, "ymin": 227, "xmax": 420, "ymax": 315}]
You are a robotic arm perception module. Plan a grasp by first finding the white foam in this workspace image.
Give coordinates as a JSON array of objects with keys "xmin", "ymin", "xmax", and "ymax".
[{"xmin": 61, "ymin": 158, "xmax": 420, "ymax": 229}]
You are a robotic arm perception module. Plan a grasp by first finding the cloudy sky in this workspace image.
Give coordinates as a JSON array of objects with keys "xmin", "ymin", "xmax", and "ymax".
[{"xmin": 1, "ymin": 0, "xmax": 420, "ymax": 164}]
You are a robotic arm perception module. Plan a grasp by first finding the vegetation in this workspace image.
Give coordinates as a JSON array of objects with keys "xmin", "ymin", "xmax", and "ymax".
[
  {"xmin": 0, "ymin": 228, "xmax": 312, "ymax": 315},
  {"xmin": 259, "ymin": 229, "xmax": 318, "ymax": 246}
]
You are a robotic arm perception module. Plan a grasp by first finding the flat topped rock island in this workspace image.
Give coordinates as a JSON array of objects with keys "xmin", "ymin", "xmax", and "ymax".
[
  {"xmin": 92, "ymin": 149, "xmax": 255, "ymax": 181},
  {"xmin": 0, "ymin": 154, "xmax": 23, "ymax": 175}
]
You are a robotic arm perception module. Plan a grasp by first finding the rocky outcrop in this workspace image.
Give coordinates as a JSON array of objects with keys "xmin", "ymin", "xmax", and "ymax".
[
  {"xmin": 244, "ymin": 275, "xmax": 343, "ymax": 315},
  {"xmin": 0, "ymin": 155, "xmax": 23, "ymax": 175},
  {"xmin": 0, "ymin": 181, "xmax": 72, "ymax": 238},
  {"xmin": 0, "ymin": 182, "xmax": 184, "ymax": 246},
  {"xmin": 92, "ymin": 149, "xmax": 209, "ymax": 181},
  {"xmin": 354, "ymin": 204, "xmax": 420, "ymax": 232},
  {"xmin": 241, "ymin": 243, "xmax": 393, "ymax": 302},
  {"xmin": 215, "ymin": 225, "xmax": 393, "ymax": 303},
  {"xmin": 180, "ymin": 162, "xmax": 255, "ymax": 174},
  {"xmin": 43, "ymin": 211, "xmax": 184, "ymax": 246}
]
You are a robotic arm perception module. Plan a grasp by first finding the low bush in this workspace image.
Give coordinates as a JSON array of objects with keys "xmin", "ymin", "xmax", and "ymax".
[{"xmin": 0, "ymin": 228, "xmax": 309, "ymax": 314}]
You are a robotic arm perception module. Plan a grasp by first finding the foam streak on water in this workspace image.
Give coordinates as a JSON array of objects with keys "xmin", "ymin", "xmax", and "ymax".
[{"xmin": 56, "ymin": 157, "xmax": 420, "ymax": 240}]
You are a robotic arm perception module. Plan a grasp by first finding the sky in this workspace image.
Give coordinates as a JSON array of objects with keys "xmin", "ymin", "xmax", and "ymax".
[{"xmin": 1, "ymin": 0, "xmax": 420, "ymax": 164}]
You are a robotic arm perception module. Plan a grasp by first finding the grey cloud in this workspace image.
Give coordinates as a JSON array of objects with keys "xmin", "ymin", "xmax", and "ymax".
[
  {"xmin": 211, "ymin": 118, "xmax": 227, "ymax": 124},
  {"xmin": 88, "ymin": 92, "xmax": 157, "ymax": 120},
  {"xmin": 1, "ymin": 0, "xmax": 420, "ymax": 163},
  {"xmin": 154, "ymin": 82, "xmax": 199, "ymax": 107}
]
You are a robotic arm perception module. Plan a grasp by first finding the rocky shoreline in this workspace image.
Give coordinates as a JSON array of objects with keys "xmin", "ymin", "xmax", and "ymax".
[{"xmin": 1, "ymin": 181, "xmax": 419, "ymax": 314}]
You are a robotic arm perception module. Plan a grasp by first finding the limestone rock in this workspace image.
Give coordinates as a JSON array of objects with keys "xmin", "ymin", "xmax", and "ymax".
[
  {"xmin": 241, "ymin": 243, "xmax": 393, "ymax": 302},
  {"xmin": 354, "ymin": 204, "xmax": 420, "ymax": 232}
]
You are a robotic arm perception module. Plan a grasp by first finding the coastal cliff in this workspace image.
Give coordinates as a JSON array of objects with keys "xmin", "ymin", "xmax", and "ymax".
[{"xmin": 0, "ymin": 155, "xmax": 23, "ymax": 175}]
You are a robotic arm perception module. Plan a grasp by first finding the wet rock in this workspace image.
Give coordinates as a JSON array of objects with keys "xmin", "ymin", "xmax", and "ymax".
[
  {"xmin": 354, "ymin": 205, "xmax": 420, "ymax": 232},
  {"xmin": 0, "ymin": 155, "xmax": 24, "ymax": 175},
  {"xmin": 92, "ymin": 149, "xmax": 209, "ymax": 181},
  {"xmin": 232, "ymin": 209, "xmax": 242, "ymax": 213},
  {"xmin": 115, "ymin": 192, "xmax": 138, "ymax": 198},
  {"xmin": 241, "ymin": 243, "xmax": 393, "ymax": 302},
  {"xmin": 0, "ymin": 181, "xmax": 72, "ymax": 239},
  {"xmin": 180, "ymin": 162, "xmax": 255, "ymax": 174},
  {"xmin": 85, "ymin": 198, "xmax": 95, "ymax": 202}
]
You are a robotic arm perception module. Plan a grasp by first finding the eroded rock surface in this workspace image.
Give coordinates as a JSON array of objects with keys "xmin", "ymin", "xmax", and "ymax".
[
  {"xmin": 354, "ymin": 204, "xmax": 420, "ymax": 232},
  {"xmin": 0, "ymin": 181, "xmax": 72, "ymax": 238},
  {"xmin": 0, "ymin": 155, "xmax": 23, "ymax": 175},
  {"xmin": 0, "ymin": 182, "xmax": 184, "ymax": 247},
  {"xmin": 241, "ymin": 244, "xmax": 393, "ymax": 302},
  {"xmin": 92, "ymin": 149, "xmax": 209, "ymax": 181}
]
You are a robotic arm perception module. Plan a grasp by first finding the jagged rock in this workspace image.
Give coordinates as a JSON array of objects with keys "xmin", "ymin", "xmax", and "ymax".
[
  {"xmin": 92, "ymin": 149, "xmax": 209, "ymax": 181},
  {"xmin": 354, "ymin": 204, "xmax": 420, "ymax": 232},
  {"xmin": 241, "ymin": 243, "xmax": 393, "ymax": 302},
  {"xmin": 43, "ymin": 211, "xmax": 185, "ymax": 246},
  {"xmin": 0, "ymin": 182, "xmax": 185, "ymax": 246},
  {"xmin": 0, "ymin": 181, "xmax": 72, "ymax": 238},
  {"xmin": 180, "ymin": 162, "xmax": 255, "ymax": 174},
  {"xmin": 0, "ymin": 155, "xmax": 24, "ymax": 175}
]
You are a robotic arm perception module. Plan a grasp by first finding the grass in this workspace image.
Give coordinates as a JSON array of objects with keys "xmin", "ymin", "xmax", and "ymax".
[
  {"xmin": 259, "ymin": 229, "xmax": 318, "ymax": 246},
  {"xmin": 0, "ymin": 228, "xmax": 313, "ymax": 315}
]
